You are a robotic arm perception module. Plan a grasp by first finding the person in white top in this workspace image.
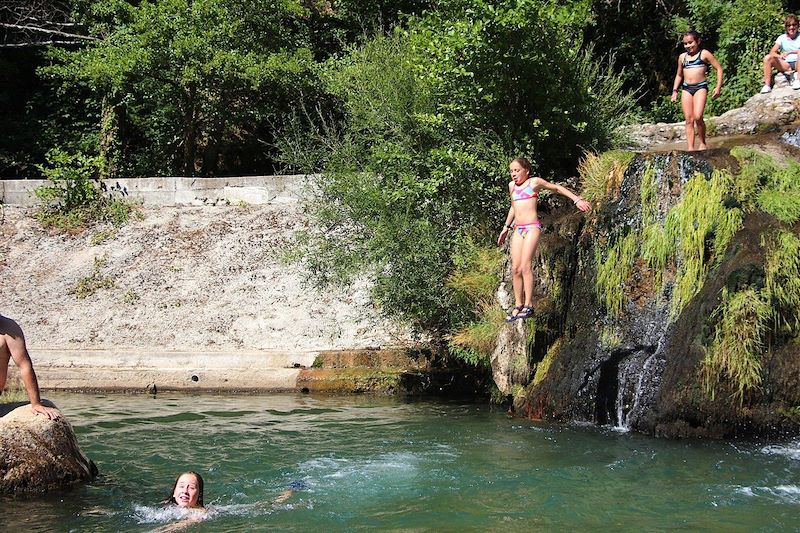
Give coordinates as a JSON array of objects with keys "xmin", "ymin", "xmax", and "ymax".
[{"xmin": 761, "ymin": 14, "xmax": 800, "ymax": 93}]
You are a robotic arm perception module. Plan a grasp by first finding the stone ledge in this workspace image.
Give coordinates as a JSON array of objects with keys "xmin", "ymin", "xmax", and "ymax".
[
  {"xmin": 621, "ymin": 76, "xmax": 800, "ymax": 150},
  {"xmin": 0, "ymin": 174, "xmax": 317, "ymax": 206}
]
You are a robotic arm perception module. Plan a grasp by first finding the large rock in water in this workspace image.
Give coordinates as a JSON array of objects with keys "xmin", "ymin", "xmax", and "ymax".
[{"xmin": 0, "ymin": 402, "xmax": 97, "ymax": 494}]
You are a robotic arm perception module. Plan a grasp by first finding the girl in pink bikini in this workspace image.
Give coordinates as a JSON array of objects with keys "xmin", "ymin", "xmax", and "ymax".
[{"xmin": 497, "ymin": 158, "xmax": 592, "ymax": 321}]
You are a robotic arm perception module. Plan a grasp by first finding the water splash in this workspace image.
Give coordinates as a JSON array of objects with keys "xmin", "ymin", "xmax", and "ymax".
[
  {"xmin": 733, "ymin": 485, "xmax": 800, "ymax": 504},
  {"xmin": 131, "ymin": 504, "xmax": 212, "ymax": 524},
  {"xmin": 761, "ymin": 440, "xmax": 800, "ymax": 461}
]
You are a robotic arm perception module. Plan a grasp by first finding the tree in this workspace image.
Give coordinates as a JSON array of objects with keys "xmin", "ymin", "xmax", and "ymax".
[
  {"xmin": 44, "ymin": 0, "xmax": 320, "ymax": 176},
  {"xmin": 0, "ymin": 0, "xmax": 95, "ymax": 47},
  {"xmin": 281, "ymin": 0, "xmax": 635, "ymax": 330}
]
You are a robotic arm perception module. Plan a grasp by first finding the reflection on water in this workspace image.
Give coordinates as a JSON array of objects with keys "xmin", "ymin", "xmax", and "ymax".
[{"xmin": 2, "ymin": 393, "xmax": 799, "ymax": 532}]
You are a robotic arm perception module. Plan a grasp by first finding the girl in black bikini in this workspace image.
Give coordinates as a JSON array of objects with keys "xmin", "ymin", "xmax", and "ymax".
[{"xmin": 670, "ymin": 30, "xmax": 724, "ymax": 151}]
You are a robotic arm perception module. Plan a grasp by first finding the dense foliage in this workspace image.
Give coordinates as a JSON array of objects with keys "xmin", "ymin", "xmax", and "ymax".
[
  {"xmin": 280, "ymin": 0, "xmax": 634, "ymax": 332},
  {"xmin": 1, "ymin": 0, "xmax": 798, "ymax": 344},
  {"xmin": 2, "ymin": 0, "xmax": 796, "ymax": 177}
]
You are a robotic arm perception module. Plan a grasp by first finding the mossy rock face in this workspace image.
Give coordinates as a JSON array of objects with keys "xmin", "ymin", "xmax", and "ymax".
[
  {"xmin": 518, "ymin": 148, "xmax": 800, "ymax": 438},
  {"xmin": 296, "ymin": 368, "xmax": 489, "ymax": 396},
  {"xmin": 296, "ymin": 368, "xmax": 403, "ymax": 394},
  {"xmin": 312, "ymin": 349, "xmax": 426, "ymax": 370}
]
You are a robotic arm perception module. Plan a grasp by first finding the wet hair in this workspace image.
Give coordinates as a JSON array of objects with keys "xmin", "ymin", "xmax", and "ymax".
[
  {"xmin": 511, "ymin": 157, "xmax": 533, "ymax": 174},
  {"xmin": 162, "ymin": 471, "xmax": 205, "ymax": 508},
  {"xmin": 785, "ymin": 15, "xmax": 799, "ymax": 28},
  {"xmin": 682, "ymin": 30, "xmax": 701, "ymax": 44}
]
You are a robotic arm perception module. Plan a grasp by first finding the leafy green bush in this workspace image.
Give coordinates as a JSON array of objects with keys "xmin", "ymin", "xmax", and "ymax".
[
  {"xmin": 281, "ymin": 1, "xmax": 636, "ymax": 334},
  {"xmin": 447, "ymin": 238, "xmax": 505, "ymax": 364},
  {"xmin": 648, "ymin": 94, "xmax": 684, "ymax": 124},
  {"xmin": 44, "ymin": 0, "xmax": 320, "ymax": 177},
  {"xmin": 35, "ymin": 149, "xmax": 133, "ymax": 229}
]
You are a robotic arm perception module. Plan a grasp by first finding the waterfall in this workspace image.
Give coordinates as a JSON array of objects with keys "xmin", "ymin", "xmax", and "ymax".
[{"xmin": 614, "ymin": 352, "xmax": 659, "ymax": 430}]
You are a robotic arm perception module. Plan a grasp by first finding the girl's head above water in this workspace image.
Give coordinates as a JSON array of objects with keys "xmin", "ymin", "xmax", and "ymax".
[{"xmin": 164, "ymin": 471, "xmax": 204, "ymax": 508}]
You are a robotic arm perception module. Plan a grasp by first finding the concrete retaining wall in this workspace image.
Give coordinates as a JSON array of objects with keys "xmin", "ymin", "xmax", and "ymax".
[{"xmin": 0, "ymin": 175, "xmax": 312, "ymax": 206}]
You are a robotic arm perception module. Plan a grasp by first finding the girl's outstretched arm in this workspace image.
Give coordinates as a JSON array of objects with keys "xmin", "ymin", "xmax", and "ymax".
[
  {"xmin": 671, "ymin": 53, "xmax": 685, "ymax": 102},
  {"xmin": 702, "ymin": 50, "xmax": 724, "ymax": 98},
  {"xmin": 535, "ymin": 177, "xmax": 592, "ymax": 212}
]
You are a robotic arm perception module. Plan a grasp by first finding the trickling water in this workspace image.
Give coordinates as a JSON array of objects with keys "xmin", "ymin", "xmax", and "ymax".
[
  {"xmin": 615, "ymin": 352, "xmax": 661, "ymax": 431},
  {"xmin": 3, "ymin": 393, "xmax": 798, "ymax": 532},
  {"xmin": 780, "ymin": 127, "xmax": 800, "ymax": 148}
]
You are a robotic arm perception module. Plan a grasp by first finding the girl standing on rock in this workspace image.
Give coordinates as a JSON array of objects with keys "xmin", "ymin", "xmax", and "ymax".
[
  {"xmin": 670, "ymin": 30, "xmax": 724, "ymax": 151},
  {"xmin": 497, "ymin": 158, "xmax": 592, "ymax": 322}
]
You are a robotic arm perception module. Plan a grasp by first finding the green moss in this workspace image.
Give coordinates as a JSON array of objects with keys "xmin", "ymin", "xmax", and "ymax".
[
  {"xmin": 447, "ymin": 238, "xmax": 506, "ymax": 366},
  {"xmin": 641, "ymin": 221, "xmax": 672, "ymax": 293},
  {"xmin": 639, "ymin": 161, "xmax": 658, "ymax": 226},
  {"xmin": 510, "ymin": 384, "xmax": 526, "ymax": 400},
  {"xmin": 579, "ymin": 150, "xmax": 635, "ymax": 204},
  {"xmin": 447, "ymin": 242, "xmax": 504, "ymax": 303},
  {"xmin": 730, "ymin": 146, "xmax": 800, "ymax": 218},
  {"xmin": 594, "ymin": 232, "xmax": 637, "ymax": 316},
  {"xmin": 662, "ymin": 170, "xmax": 742, "ymax": 316},
  {"xmin": 756, "ymin": 122, "xmax": 774, "ymax": 134},
  {"xmin": 533, "ymin": 338, "xmax": 562, "ymax": 386},
  {"xmin": 701, "ymin": 287, "xmax": 770, "ymax": 403},
  {"xmin": 763, "ymin": 229, "xmax": 800, "ymax": 336},
  {"xmin": 756, "ymin": 158, "xmax": 800, "ymax": 224},
  {"xmin": 511, "ymin": 350, "xmax": 530, "ymax": 379},
  {"xmin": 777, "ymin": 406, "xmax": 800, "ymax": 423},
  {"xmin": 449, "ymin": 305, "xmax": 505, "ymax": 359},
  {"xmin": 758, "ymin": 189, "xmax": 800, "ymax": 223},
  {"xmin": 599, "ymin": 325, "xmax": 622, "ymax": 349}
]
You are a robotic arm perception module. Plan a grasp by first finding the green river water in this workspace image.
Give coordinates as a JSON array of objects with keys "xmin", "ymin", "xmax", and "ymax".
[{"xmin": 2, "ymin": 392, "xmax": 799, "ymax": 532}]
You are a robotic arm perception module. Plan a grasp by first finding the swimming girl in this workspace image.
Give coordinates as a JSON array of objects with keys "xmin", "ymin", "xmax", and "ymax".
[
  {"xmin": 670, "ymin": 30, "xmax": 723, "ymax": 151},
  {"xmin": 153, "ymin": 472, "xmax": 207, "ymax": 532},
  {"xmin": 154, "ymin": 471, "xmax": 296, "ymax": 531},
  {"xmin": 760, "ymin": 14, "xmax": 800, "ymax": 93},
  {"xmin": 497, "ymin": 158, "xmax": 592, "ymax": 322},
  {"xmin": 164, "ymin": 471, "xmax": 206, "ymax": 510}
]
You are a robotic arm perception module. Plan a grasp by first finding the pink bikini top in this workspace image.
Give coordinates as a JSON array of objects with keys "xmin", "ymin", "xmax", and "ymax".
[{"xmin": 512, "ymin": 180, "xmax": 538, "ymax": 201}]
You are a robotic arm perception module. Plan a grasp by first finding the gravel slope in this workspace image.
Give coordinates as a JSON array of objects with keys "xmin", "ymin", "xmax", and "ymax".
[{"xmin": 1, "ymin": 204, "xmax": 412, "ymax": 354}]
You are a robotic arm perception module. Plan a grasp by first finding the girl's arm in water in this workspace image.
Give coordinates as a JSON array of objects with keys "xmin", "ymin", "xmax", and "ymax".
[
  {"xmin": 150, "ymin": 510, "xmax": 206, "ymax": 533},
  {"xmin": 671, "ymin": 53, "xmax": 685, "ymax": 102},
  {"xmin": 534, "ymin": 177, "xmax": 592, "ymax": 212},
  {"xmin": 497, "ymin": 182, "xmax": 516, "ymax": 246},
  {"xmin": 701, "ymin": 49, "xmax": 724, "ymax": 98}
]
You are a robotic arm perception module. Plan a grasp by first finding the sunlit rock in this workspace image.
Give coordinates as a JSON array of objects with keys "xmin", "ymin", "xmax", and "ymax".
[{"xmin": 0, "ymin": 402, "xmax": 97, "ymax": 494}]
